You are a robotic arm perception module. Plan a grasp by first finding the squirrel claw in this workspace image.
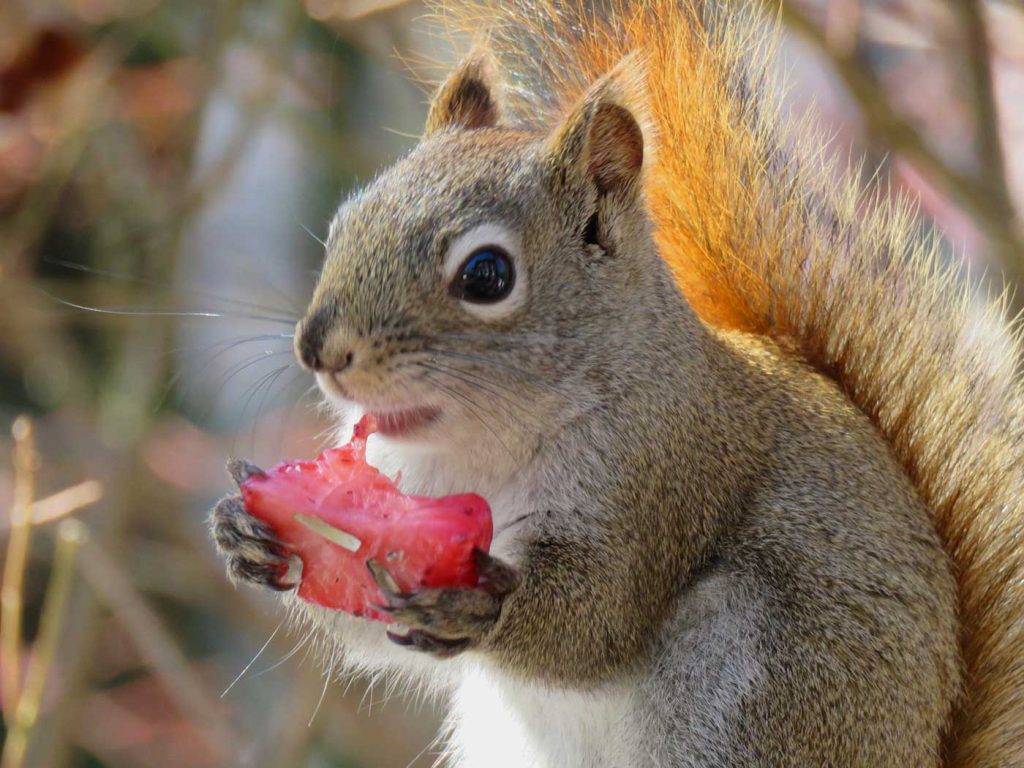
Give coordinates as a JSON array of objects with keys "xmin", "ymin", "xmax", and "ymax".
[
  {"xmin": 227, "ymin": 459, "xmax": 266, "ymax": 488},
  {"xmin": 385, "ymin": 628, "xmax": 415, "ymax": 646},
  {"xmin": 230, "ymin": 556, "xmax": 295, "ymax": 592},
  {"xmin": 386, "ymin": 628, "xmax": 472, "ymax": 658},
  {"xmin": 371, "ymin": 553, "xmax": 520, "ymax": 659},
  {"xmin": 366, "ymin": 558, "xmax": 403, "ymax": 596},
  {"xmin": 210, "ymin": 494, "xmax": 294, "ymax": 592},
  {"xmin": 472, "ymin": 548, "xmax": 521, "ymax": 596}
]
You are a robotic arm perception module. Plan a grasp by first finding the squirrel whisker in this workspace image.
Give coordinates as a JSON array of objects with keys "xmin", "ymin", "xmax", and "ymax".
[
  {"xmin": 420, "ymin": 347, "xmax": 569, "ymax": 399},
  {"xmin": 40, "ymin": 289, "xmax": 299, "ymax": 326},
  {"xmin": 155, "ymin": 333, "xmax": 296, "ymax": 413},
  {"xmin": 417, "ymin": 369, "xmax": 518, "ymax": 460},
  {"xmin": 412, "ymin": 360, "xmax": 535, "ymax": 426},
  {"xmin": 427, "ymin": 330, "xmax": 559, "ymax": 347},
  {"xmin": 42, "ymin": 256, "xmax": 303, "ymax": 318}
]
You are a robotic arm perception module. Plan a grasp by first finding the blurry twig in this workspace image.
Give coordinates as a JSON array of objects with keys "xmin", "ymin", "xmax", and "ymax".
[
  {"xmin": 953, "ymin": 0, "xmax": 1014, "ymax": 221},
  {"xmin": 0, "ymin": 419, "xmax": 99, "ymax": 768},
  {"xmin": 1, "ymin": 418, "xmax": 35, "ymax": 727},
  {"xmin": 765, "ymin": 1, "xmax": 1024, "ymax": 299},
  {"xmin": 29, "ymin": 482, "xmax": 104, "ymax": 526},
  {"xmin": 76, "ymin": 535, "xmax": 241, "ymax": 763},
  {"xmin": 307, "ymin": 0, "xmax": 412, "ymax": 22},
  {"xmin": 0, "ymin": 482, "xmax": 104, "ymax": 535},
  {"xmin": 2, "ymin": 521, "xmax": 85, "ymax": 768},
  {"xmin": 823, "ymin": 0, "xmax": 863, "ymax": 56}
]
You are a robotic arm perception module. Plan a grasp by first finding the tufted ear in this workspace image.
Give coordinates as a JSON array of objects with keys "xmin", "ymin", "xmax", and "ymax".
[
  {"xmin": 425, "ymin": 48, "xmax": 503, "ymax": 135},
  {"xmin": 546, "ymin": 55, "xmax": 648, "ymax": 195}
]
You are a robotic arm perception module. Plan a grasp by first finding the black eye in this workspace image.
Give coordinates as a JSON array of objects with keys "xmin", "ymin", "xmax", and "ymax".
[{"xmin": 451, "ymin": 246, "xmax": 515, "ymax": 303}]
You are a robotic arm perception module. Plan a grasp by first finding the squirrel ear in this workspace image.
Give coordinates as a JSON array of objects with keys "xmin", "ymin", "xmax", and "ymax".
[
  {"xmin": 425, "ymin": 48, "xmax": 502, "ymax": 135},
  {"xmin": 547, "ymin": 55, "xmax": 648, "ymax": 195}
]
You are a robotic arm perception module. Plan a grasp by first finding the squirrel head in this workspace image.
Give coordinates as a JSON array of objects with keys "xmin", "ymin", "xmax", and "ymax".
[{"xmin": 296, "ymin": 49, "xmax": 679, "ymax": 461}]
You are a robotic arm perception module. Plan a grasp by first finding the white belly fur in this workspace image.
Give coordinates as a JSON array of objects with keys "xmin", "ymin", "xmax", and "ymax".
[{"xmin": 445, "ymin": 662, "xmax": 635, "ymax": 768}]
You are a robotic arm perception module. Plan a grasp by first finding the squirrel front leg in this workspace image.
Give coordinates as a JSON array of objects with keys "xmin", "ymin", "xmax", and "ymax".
[
  {"xmin": 369, "ymin": 549, "xmax": 520, "ymax": 658},
  {"xmin": 373, "ymin": 526, "xmax": 669, "ymax": 683}
]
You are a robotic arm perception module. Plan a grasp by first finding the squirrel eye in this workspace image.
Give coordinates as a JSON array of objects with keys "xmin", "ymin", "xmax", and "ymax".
[{"xmin": 451, "ymin": 246, "xmax": 515, "ymax": 303}]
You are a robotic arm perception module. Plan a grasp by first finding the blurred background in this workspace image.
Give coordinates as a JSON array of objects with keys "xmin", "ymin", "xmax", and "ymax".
[{"xmin": 0, "ymin": 1, "xmax": 1021, "ymax": 766}]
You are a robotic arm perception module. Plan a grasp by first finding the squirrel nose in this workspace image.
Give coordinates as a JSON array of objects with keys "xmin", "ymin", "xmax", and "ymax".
[
  {"xmin": 294, "ymin": 310, "xmax": 354, "ymax": 373},
  {"xmin": 295, "ymin": 335, "xmax": 354, "ymax": 374},
  {"xmin": 296, "ymin": 334, "xmax": 321, "ymax": 371}
]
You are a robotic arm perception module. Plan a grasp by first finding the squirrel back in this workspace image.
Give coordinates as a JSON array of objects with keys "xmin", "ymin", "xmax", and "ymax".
[{"xmin": 441, "ymin": 1, "xmax": 1024, "ymax": 765}]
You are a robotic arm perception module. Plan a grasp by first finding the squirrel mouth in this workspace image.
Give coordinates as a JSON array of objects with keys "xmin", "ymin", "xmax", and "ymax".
[{"xmin": 367, "ymin": 406, "xmax": 440, "ymax": 437}]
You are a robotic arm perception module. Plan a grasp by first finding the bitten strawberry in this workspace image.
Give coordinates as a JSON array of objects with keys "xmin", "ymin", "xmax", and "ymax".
[{"xmin": 236, "ymin": 416, "xmax": 493, "ymax": 621}]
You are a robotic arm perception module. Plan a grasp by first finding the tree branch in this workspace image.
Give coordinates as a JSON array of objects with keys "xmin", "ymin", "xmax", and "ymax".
[
  {"xmin": 951, "ymin": 0, "xmax": 1016, "ymax": 225},
  {"xmin": 762, "ymin": 1, "xmax": 1024, "ymax": 298}
]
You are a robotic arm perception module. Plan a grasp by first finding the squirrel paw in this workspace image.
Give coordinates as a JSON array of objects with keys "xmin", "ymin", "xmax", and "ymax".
[
  {"xmin": 368, "ymin": 549, "xmax": 520, "ymax": 659},
  {"xmin": 210, "ymin": 493, "xmax": 296, "ymax": 592}
]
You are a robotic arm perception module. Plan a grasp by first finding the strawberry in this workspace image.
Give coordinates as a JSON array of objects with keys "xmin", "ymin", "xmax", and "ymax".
[{"xmin": 237, "ymin": 416, "xmax": 493, "ymax": 621}]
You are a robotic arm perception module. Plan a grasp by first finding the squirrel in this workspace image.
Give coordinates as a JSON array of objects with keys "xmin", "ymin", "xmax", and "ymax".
[{"xmin": 210, "ymin": 1, "xmax": 1024, "ymax": 766}]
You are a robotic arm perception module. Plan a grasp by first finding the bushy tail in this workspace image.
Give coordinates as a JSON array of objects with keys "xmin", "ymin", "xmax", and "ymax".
[{"xmin": 440, "ymin": 1, "xmax": 1024, "ymax": 764}]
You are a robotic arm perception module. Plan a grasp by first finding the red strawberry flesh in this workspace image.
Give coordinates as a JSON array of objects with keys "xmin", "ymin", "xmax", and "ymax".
[{"xmin": 239, "ymin": 415, "xmax": 493, "ymax": 621}]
